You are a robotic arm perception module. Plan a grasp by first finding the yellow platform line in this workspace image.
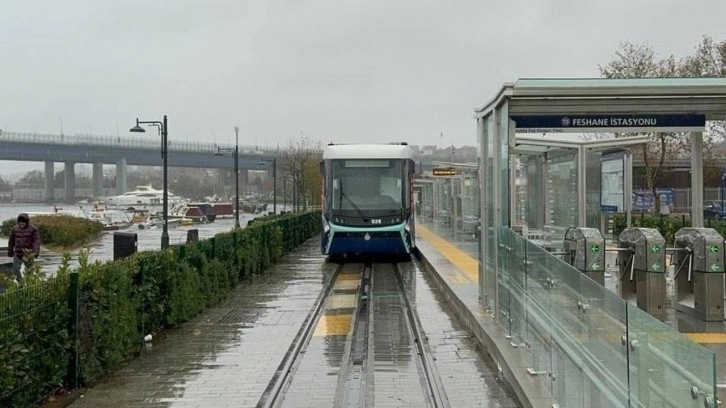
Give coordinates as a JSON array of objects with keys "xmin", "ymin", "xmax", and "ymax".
[
  {"xmin": 417, "ymin": 225, "xmax": 478, "ymax": 283},
  {"xmin": 684, "ymin": 332, "xmax": 726, "ymax": 344}
]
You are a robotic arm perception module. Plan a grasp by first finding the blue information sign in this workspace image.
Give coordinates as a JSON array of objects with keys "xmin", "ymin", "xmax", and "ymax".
[{"xmin": 511, "ymin": 114, "xmax": 705, "ymax": 133}]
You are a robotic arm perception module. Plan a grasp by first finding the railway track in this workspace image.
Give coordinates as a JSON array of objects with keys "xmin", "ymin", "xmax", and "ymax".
[{"xmin": 257, "ymin": 261, "xmax": 451, "ymax": 408}]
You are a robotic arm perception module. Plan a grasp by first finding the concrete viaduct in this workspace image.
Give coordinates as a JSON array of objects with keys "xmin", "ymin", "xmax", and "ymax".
[{"xmin": 0, "ymin": 131, "xmax": 277, "ymax": 202}]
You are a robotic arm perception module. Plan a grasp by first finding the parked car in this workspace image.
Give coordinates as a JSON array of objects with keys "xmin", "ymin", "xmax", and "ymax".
[{"xmin": 704, "ymin": 202, "xmax": 726, "ymax": 219}]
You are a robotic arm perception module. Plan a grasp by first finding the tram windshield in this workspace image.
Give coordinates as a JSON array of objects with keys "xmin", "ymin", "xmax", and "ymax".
[{"xmin": 329, "ymin": 159, "xmax": 404, "ymax": 214}]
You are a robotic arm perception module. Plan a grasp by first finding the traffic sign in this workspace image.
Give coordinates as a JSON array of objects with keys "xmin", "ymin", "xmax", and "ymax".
[{"xmin": 590, "ymin": 244, "xmax": 600, "ymax": 253}]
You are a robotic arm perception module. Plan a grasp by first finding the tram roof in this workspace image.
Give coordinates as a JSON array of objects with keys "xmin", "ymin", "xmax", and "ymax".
[
  {"xmin": 323, "ymin": 144, "xmax": 412, "ymax": 160},
  {"xmin": 474, "ymin": 77, "xmax": 726, "ymax": 120}
]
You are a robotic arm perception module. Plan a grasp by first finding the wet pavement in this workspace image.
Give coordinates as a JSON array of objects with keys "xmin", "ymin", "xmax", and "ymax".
[
  {"xmin": 368, "ymin": 263, "xmax": 428, "ymax": 408},
  {"xmin": 64, "ymin": 227, "xmax": 523, "ymax": 407},
  {"xmin": 400, "ymin": 260, "xmax": 521, "ymax": 408},
  {"xmin": 279, "ymin": 265, "xmax": 361, "ymax": 408},
  {"xmin": 69, "ymin": 239, "xmax": 335, "ymax": 408},
  {"xmin": 273, "ymin": 258, "xmax": 521, "ymax": 408}
]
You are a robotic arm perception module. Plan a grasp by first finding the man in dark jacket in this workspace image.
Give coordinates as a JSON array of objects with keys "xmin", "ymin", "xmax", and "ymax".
[{"xmin": 8, "ymin": 213, "xmax": 41, "ymax": 280}]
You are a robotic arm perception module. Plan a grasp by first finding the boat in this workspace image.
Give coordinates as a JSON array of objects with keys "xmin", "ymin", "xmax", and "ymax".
[
  {"xmin": 212, "ymin": 202, "xmax": 234, "ymax": 219},
  {"xmin": 242, "ymin": 201, "xmax": 268, "ymax": 214},
  {"xmin": 130, "ymin": 209, "xmax": 157, "ymax": 230},
  {"xmin": 87, "ymin": 201, "xmax": 134, "ymax": 231},
  {"xmin": 169, "ymin": 203, "xmax": 208, "ymax": 224},
  {"xmin": 186, "ymin": 202, "xmax": 217, "ymax": 222},
  {"xmin": 104, "ymin": 185, "xmax": 185, "ymax": 207}
]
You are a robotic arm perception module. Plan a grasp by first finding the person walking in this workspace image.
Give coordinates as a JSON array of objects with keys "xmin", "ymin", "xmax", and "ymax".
[{"xmin": 7, "ymin": 213, "xmax": 41, "ymax": 281}]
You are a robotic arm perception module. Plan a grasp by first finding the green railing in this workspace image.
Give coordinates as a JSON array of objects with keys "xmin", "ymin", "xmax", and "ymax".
[
  {"xmin": 498, "ymin": 226, "xmax": 717, "ymax": 407},
  {"xmin": 0, "ymin": 211, "xmax": 321, "ymax": 408}
]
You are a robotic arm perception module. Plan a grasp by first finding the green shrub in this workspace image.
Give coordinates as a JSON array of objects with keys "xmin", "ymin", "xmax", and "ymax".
[
  {"xmin": 613, "ymin": 213, "xmax": 726, "ymax": 244},
  {"xmin": 1, "ymin": 215, "xmax": 104, "ymax": 248},
  {"xmin": 0, "ymin": 211, "xmax": 322, "ymax": 407}
]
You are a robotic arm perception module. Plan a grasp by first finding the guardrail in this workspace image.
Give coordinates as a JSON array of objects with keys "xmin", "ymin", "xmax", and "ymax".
[{"xmin": 0, "ymin": 131, "xmax": 278, "ymax": 155}]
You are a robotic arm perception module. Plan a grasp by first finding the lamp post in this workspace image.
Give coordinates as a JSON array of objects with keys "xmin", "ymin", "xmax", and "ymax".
[
  {"xmin": 216, "ymin": 127, "xmax": 240, "ymax": 228},
  {"xmin": 258, "ymin": 157, "xmax": 277, "ymax": 215},
  {"xmin": 130, "ymin": 115, "xmax": 169, "ymax": 249},
  {"xmin": 283, "ymin": 174, "xmax": 289, "ymax": 213}
]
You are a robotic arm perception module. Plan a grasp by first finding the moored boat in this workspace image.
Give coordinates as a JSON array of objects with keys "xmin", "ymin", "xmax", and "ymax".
[{"xmin": 212, "ymin": 203, "xmax": 234, "ymax": 218}]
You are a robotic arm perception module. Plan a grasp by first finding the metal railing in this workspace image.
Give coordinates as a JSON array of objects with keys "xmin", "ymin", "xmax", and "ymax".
[{"xmin": 0, "ymin": 131, "xmax": 279, "ymax": 155}]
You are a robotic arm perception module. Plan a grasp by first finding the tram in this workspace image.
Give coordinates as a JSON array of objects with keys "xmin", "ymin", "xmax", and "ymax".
[{"xmin": 320, "ymin": 143, "xmax": 416, "ymax": 256}]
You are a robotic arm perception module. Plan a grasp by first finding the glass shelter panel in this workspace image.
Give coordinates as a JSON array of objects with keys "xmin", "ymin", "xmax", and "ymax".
[
  {"xmin": 484, "ymin": 117, "xmax": 496, "ymax": 312},
  {"xmin": 546, "ymin": 151, "xmax": 578, "ymax": 246},
  {"xmin": 497, "ymin": 227, "xmax": 715, "ymax": 407},
  {"xmin": 627, "ymin": 305, "xmax": 717, "ymax": 408}
]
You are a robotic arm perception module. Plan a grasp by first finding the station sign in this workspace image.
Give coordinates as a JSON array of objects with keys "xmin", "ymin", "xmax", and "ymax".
[
  {"xmin": 511, "ymin": 114, "xmax": 705, "ymax": 133},
  {"xmin": 432, "ymin": 167, "xmax": 457, "ymax": 176}
]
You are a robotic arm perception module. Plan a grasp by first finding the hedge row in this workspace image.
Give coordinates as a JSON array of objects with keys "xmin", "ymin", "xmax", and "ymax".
[
  {"xmin": 0, "ymin": 215, "xmax": 104, "ymax": 248},
  {"xmin": 613, "ymin": 213, "xmax": 726, "ymax": 244},
  {"xmin": 0, "ymin": 211, "xmax": 321, "ymax": 408}
]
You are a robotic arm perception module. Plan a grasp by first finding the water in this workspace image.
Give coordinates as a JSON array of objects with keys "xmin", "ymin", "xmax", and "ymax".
[{"xmin": 0, "ymin": 203, "xmax": 271, "ymax": 275}]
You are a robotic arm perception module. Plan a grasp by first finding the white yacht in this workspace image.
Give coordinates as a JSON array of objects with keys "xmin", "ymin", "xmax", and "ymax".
[{"xmin": 104, "ymin": 185, "xmax": 184, "ymax": 207}]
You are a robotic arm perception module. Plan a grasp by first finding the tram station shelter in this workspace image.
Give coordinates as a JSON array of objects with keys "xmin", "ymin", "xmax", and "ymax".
[{"xmin": 472, "ymin": 78, "xmax": 726, "ymax": 406}]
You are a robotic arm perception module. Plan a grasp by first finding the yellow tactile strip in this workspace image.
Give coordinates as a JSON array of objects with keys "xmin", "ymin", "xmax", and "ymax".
[
  {"xmin": 684, "ymin": 332, "xmax": 726, "ymax": 344},
  {"xmin": 314, "ymin": 314, "xmax": 353, "ymax": 336},
  {"xmin": 313, "ymin": 272, "xmax": 360, "ymax": 336},
  {"xmin": 417, "ymin": 225, "xmax": 478, "ymax": 283}
]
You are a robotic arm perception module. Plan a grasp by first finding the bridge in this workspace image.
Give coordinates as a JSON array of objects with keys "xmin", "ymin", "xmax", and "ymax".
[{"xmin": 0, "ymin": 131, "xmax": 278, "ymax": 201}]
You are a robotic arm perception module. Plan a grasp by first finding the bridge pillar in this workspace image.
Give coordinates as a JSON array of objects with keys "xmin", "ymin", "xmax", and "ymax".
[
  {"xmin": 64, "ymin": 161, "xmax": 75, "ymax": 203},
  {"xmin": 116, "ymin": 158, "xmax": 127, "ymax": 195},
  {"xmin": 216, "ymin": 168, "xmax": 227, "ymax": 198},
  {"xmin": 93, "ymin": 162, "xmax": 104, "ymax": 198},
  {"xmin": 44, "ymin": 161, "xmax": 54, "ymax": 203}
]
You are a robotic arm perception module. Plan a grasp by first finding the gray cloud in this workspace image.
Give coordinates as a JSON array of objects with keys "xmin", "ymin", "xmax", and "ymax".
[{"xmin": 1, "ymin": 0, "xmax": 725, "ymax": 177}]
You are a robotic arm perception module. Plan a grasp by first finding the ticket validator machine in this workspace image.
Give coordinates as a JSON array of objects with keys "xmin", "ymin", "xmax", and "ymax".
[
  {"xmin": 673, "ymin": 228, "xmax": 725, "ymax": 321},
  {"xmin": 617, "ymin": 228, "xmax": 666, "ymax": 319},
  {"xmin": 564, "ymin": 227, "xmax": 606, "ymax": 285}
]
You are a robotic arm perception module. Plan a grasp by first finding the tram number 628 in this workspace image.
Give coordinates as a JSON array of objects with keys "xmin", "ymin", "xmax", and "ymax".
[{"xmin": 370, "ymin": 219, "xmax": 382, "ymax": 224}]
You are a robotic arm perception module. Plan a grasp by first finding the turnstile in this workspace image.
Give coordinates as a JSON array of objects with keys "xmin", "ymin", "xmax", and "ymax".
[
  {"xmin": 617, "ymin": 228, "xmax": 666, "ymax": 319},
  {"xmin": 564, "ymin": 227, "xmax": 605, "ymax": 285},
  {"xmin": 673, "ymin": 228, "xmax": 725, "ymax": 321}
]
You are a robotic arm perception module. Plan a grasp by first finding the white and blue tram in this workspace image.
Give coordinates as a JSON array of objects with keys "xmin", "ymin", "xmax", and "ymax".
[{"xmin": 320, "ymin": 143, "xmax": 416, "ymax": 256}]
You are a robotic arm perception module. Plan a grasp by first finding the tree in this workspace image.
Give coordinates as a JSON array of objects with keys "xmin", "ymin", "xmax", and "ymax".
[
  {"xmin": 0, "ymin": 175, "xmax": 12, "ymax": 191},
  {"xmin": 281, "ymin": 134, "xmax": 323, "ymax": 211},
  {"xmin": 15, "ymin": 170, "xmax": 45, "ymax": 189},
  {"xmin": 599, "ymin": 38, "xmax": 726, "ymax": 213}
]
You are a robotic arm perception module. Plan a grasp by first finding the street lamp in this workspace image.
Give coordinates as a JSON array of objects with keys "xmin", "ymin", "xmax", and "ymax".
[
  {"xmin": 282, "ymin": 173, "xmax": 289, "ymax": 213},
  {"xmin": 257, "ymin": 157, "xmax": 277, "ymax": 215},
  {"xmin": 215, "ymin": 127, "xmax": 240, "ymax": 228},
  {"xmin": 130, "ymin": 116, "xmax": 169, "ymax": 249}
]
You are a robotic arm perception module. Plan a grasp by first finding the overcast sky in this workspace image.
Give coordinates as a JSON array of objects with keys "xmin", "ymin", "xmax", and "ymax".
[{"xmin": 1, "ymin": 0, "xmax": 725, "ymax": 175}]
